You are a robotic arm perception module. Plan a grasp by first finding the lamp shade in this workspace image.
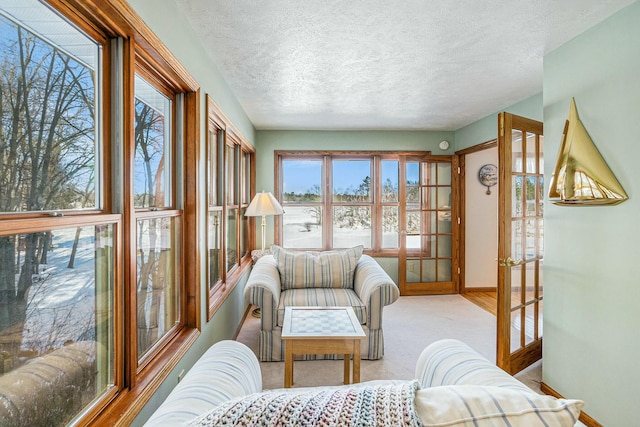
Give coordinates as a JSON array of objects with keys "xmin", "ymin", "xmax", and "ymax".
[{"xmin": 245, "ymin": 191, "xmax": 284, "ymax": 217}]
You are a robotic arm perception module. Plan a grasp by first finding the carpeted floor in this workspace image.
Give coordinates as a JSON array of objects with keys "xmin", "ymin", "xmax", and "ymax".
[{"xmin": 235, "ymin": 294, "xmax": 542, "ymax": 391}]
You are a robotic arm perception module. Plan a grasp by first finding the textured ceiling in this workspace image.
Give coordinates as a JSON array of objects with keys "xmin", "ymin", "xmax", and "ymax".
[{"xmin": 175, "ymin": 0, "xmax": 635, "ymax": 131}]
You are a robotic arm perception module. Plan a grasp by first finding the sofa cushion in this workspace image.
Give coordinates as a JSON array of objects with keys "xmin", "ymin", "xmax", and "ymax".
[
  {"xmin": 272, "ymin": 245, "xmax": 363, "ymax": 290},
  {"xmin": 414, "ymin": 385, "xmax": 584, "ymax": 427},
  {"xmin": 277, "ymin": 288, "xmax": 367, "ymax": 326}
]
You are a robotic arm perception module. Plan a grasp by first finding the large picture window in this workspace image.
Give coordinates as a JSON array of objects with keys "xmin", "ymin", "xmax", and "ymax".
[{"xmin": 277, "ymin": 152, "xmax": 419, "ymax": 253}]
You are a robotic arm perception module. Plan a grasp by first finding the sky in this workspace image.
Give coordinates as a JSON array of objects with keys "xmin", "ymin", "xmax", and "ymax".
[{"xmin": 283, "ymin": 159, "xmax": 403, "ymax": 194}]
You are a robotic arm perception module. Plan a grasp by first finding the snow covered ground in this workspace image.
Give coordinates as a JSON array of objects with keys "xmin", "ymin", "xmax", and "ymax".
[{"xmin": 16, "ymin": 226, "xmax": 110, "ymax": 354}]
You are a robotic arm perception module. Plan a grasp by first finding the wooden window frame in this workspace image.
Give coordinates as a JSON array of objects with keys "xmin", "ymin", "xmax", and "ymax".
[
  {"xmin": 0, "ymin": 1, "xmax": 120, "ymax": 424},
  {"xmin": 276, "ymin": 153, "xmax": 325, "ymax": 249},
  {"xmin": 205, "ymin": 96, "xmax": 254, "ymax": 321},
  {"xmin": 330, "ymin": 156, "xmax": 375, "ymax": 249},
  {"xmin": 275, "ymin": 151, "xmax": 429, "ymax": 256},
  {"xmin": 130, "ymin": 62, "xmax": 183, "ymax": 374},
  {"xmin": 32, "ymin": 1, "xmax": 201, "ymax": 425},
  {"xmin": 377, "ymin": 154, "xmax": 402, "ymax": 255}
]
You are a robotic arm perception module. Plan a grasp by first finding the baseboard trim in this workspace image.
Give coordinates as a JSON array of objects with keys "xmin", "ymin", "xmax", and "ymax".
[
  {"xmin": 233, "ymin": 304, "xmax": 252, "ymax": 340},
  {"xmin": 462, "ymin": 287, "xmax": 497, "ymax": 293},
  {"xmin": 540, "ymin": 382, "xmax": 602, "ymax": 427}
]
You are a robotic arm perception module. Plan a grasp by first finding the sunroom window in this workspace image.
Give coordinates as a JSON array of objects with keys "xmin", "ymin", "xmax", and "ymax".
[
  {"xmin": 281, "ymin": 158, "xmax": 323, "ymax": 249},
  {"xmin": 133, "ymin": 73, "xmax": 180, "ymax": 362},
  {"xmin": 278, "ymin": 153, "xmax": 403, "ymax": 252},
  {"xmin": 205, "ymin": 95, "xmax": 255, "ymax": 319},
  {"xmin": 0, "ymin": 1, "xmax": 114, "ymax": 425}
]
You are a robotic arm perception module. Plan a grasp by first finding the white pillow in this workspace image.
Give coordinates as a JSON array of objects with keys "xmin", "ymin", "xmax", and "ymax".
[{"xmin": 415, "ymin": 385, "xmax": 583, "ymax": 427}]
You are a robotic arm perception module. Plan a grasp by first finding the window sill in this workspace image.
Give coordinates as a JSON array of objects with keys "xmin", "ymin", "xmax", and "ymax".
[{"xmin": 87, "ymin": 327, "xmax": 200, "ymax": 426}]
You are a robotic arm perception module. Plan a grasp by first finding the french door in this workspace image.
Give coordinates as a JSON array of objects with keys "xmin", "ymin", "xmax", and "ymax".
[
  {"xmin": 398, "ymin": 155, "xmax": 459, "ymax": 295},
  {"xmin": 497, "ymin": 112, "xmax": 544, "ymax": 374}
]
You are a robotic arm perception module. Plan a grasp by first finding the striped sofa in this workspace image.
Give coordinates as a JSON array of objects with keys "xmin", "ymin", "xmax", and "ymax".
[
  {"xmin": 144, "ymin": 339, "xmax": 583, "ymax": 426},
  {"xmin": 244, "ymin": 246, "xmax": 400, "ymax": 361}
]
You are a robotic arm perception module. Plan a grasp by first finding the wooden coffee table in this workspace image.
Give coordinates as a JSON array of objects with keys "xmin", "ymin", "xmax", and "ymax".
[{"xmin": 281, "ymin": 306, "xmax": 366, "ymax": 388}]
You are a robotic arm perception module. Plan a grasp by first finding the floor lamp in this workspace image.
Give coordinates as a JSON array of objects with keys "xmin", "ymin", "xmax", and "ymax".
[
  {"xmin": 245, "ymin": 191, "xmax": 284, "ymax": 254},
  {"xmin": 245, "ymin": 191, "xmax": 283, "ymax": 318}
]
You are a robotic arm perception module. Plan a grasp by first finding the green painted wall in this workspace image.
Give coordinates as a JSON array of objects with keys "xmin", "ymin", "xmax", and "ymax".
[
  {"xmin": 454, "ymin": 93, "xmax": 542, "ymax": 151},
  {"xmin": 125, "ymin": 0, "xmax": 256, "ymax": 425},
  {"xmin": 543, "ymin": 2, "xmax": 640, "ymax": 426}
]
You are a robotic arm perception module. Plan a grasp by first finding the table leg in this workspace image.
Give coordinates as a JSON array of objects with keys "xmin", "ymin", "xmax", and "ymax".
[
  {"xmin": 353, "ymin": 341, "xmax": 361, "ymax": 383},
  {"xmin": 285, "ymin": 342, "xmax": 293, "ymax": 388},
  {"xmin": 343, "ymin": 354, "xmax": 350, "ymax": 384}
]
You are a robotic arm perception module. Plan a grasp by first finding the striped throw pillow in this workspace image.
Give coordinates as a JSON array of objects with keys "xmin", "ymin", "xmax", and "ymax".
[
  {"xmin": 415, "ymin": 385, "xmax": 583, "ymax": 427},
  {"xmin": 272, "ymin": 245, "xmax": 363, "ymax": 290}
]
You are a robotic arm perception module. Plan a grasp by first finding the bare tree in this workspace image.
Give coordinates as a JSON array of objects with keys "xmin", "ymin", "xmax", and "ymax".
[
  {"xmin": 134, "ymin": 101, "xmax": 164, "ymax": 207},
  {"xmin": 133, "ymin": 98, "xmax": 169, "ymax": 356},
  {"xmin": 0, "ymin": 24, "xmax": 95, "ymax": 334}
]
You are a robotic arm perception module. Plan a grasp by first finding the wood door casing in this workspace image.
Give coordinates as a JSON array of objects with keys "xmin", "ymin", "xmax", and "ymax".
[{"xmin": 497, "ymin": 112, "xmax": 544, "ymax": 375}]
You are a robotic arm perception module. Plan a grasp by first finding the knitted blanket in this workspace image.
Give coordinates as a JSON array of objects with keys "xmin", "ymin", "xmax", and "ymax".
[{"xmin": 190, "ymin": 380, "xmax": 423, "ymax": 426}]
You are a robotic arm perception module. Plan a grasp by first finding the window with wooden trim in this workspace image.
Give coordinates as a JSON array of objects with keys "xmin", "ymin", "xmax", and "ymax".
[
  {"xmin": 132, "ymin": 68, "xmax": 181, "ymax": 364},
  {"xmin": 0, "ymin": 1, "xmax": 116, "ymax": 424},
  {"xmin": 280, "ymin": 156, "xmax": 324, "ymax": 249},
  {"xmin": 0, "ymin": 0, "xmax": 199, "ymax": 424},
  {"xmin": 207, "ymin": 125, "xmax": 224, "ymax": 300},
  {"xmin": 206, "ymin": 96, "xmax": 254, "ymax": 318},
  {"xmin": 380, "ymin": 159, "xmax": 400, "ymax": 249},
  {"xmin": 332, "ymin": 158, "xmax": 373, "ymax": 248},
  {"xmin": 276, "ymin": 152, "xmax": 427, "ymax": 254}
]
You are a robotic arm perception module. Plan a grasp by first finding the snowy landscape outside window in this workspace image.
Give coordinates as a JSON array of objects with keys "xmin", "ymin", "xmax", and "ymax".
[
  {"xmin": 277, "ymin": 153, "xmax": 407, "ymax": 252},
  {"xmin": 0, "ymin": 2, "xmax": 115, "ymax": 424}
]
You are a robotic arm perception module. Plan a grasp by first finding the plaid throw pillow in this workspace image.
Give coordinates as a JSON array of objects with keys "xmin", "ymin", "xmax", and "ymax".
[{"xmin": 415, "ymin": 385, "xmax": 584, "ymax": 427}]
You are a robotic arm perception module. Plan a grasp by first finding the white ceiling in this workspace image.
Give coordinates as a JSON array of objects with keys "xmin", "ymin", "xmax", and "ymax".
[{"xmin": 176, "ymin": 0, "xmax": 635, "ymax": 131}]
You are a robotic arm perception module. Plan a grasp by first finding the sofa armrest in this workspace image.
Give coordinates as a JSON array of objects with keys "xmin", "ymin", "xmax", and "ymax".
[
  {"xmin": 244, "ymin": 255, "xmax": 281, "ymax": 330},
  {"xmin": 353, "ymin": 255, "xmax": 399, "ymax": 330},
  {"xmin": 414, "ymin": 339, "xmax": 534, "ymax": 394},
  {"xmin": 144, "ymin": 340, "xmax": 262, "ymax": 426}
]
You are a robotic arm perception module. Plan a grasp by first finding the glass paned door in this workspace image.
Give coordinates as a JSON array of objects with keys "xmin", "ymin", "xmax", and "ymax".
[
  {"xmin": 399, "ymin": 156, "xmax": 457, "ymax": 295},
  {"xmin": 497, "ymin": 112, "xmax": 544, "ymax": 375}
]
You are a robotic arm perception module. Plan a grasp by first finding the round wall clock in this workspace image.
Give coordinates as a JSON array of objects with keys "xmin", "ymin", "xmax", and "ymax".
[{"xmin": 478, "ymin": 164, "xmax": 498, "ymax": 195}]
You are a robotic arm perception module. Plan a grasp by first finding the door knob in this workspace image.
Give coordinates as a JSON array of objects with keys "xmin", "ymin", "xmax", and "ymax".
[{"xmin": 498, "ymin": 257, "xmax": 523, "ymax": 267}]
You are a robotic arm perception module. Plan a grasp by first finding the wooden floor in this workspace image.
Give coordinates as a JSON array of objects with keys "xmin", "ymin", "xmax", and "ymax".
[{"xmin": 462, "ymin": 290, "xmax": 497, "ymax": 316}]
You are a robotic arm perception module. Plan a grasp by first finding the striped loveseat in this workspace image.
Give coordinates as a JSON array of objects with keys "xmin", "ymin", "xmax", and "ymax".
[
  {"xmin": 144, "ymin": 339, "xmax": 583, "ymax": 426},
  {"xmin": 244, "ymin": 245, "xmax": 399, "ymax": 361}
]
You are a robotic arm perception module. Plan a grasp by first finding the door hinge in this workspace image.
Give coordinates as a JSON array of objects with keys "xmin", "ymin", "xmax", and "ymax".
[
  {"xmin": 457, "ymin": 166, "xmax": 461, "ymax": 174},
  {"xmin": 499, "ymin": 114, "xmax": 505, "ymax": 137},
  {"xmin": 457, "ymin": 217, "xmax": 461, "ymax": 225}
]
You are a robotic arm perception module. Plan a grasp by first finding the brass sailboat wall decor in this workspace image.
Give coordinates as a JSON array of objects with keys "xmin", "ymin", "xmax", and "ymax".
[{"xmin": 548, "ymin": 98, "xmax": 628, "ymax": 206}]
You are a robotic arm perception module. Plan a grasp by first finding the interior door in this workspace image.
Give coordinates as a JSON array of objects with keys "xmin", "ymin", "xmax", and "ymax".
[
  {"xmin": 497, "ymin": 112, "xmax": 544, "ymax": 375},
  {"xmin": 398, "ymin": 155, "xmax": 458, "ymax": 295}
]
